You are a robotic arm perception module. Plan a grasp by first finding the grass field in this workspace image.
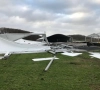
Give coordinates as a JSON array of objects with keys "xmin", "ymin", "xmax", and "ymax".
[{"xmin": 0, "ymin": 52, "xmax": 100, "ymax": 90}]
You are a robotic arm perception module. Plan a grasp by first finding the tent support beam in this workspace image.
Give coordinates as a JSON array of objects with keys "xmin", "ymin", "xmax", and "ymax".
[
  {"xmin": 44, "ymin": 51, "xmax": 56, "ymax": 71},
  {"xmin": 44, "ymin": 56, "xmax": 56, "ymax": 71}
]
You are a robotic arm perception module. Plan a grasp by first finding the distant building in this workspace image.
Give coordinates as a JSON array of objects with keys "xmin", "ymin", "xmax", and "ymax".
[{"xmin": 47, "ymin": 34, "xmax": 71, "ymax": 42}]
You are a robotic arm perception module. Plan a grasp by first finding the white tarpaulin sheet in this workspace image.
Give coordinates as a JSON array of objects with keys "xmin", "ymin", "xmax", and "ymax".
[
  {"xmin": 0, "ymin": 33, "xmax": 32, "ymax": 41},
  {"xmin": 32, "ymin": 57, "xmax": 59, "ymax": 61},
  {"xmin": 15, "ymin": 39, "xmax": 45, "ymax": 45},
  {"xmin": 89, "ymin": 52, "xmax": 100, "ymax": 59},
  {"xmin": 61, "ymin": 52, "xmax": 82, "ymax": 56},
  {"xmin": 0, "ymin": 37, "xmax": 50, "ymax": 54}
]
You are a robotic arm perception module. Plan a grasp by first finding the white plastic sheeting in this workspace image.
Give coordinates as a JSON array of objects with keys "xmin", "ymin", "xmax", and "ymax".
[
  {"xmin": 0, "ymin": 33, "xmax": 32, "ymax": 41},
  {"xmin": 15, "ymin": 39, "xmax": 46, "ymax": 45},
  {"xmin": 0, "ymin": 37, "xmax": 50, "ymax": 54},
  {"xmin": 61, "ymin": 52, "xmax": 82, "ymax": 56},
  {"xmin": 89, "ymin": 52, "xmax": 100, "ymax": 59},
  {"xmin": 32, "ymin": 57, "xmax": 59, "ymax": 61}
]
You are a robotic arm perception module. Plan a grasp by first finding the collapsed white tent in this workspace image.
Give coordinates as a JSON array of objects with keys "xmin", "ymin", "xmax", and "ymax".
[
  {"xmin": 0, "ymin": 32, "xmax": 49, "ymax": 44},
  {"xmin": 0, "ymin": 36, "xmax": 50, "ymax": 54},
  {"xmin": 0, "ymin": 33, "xmax": 32, "ymax": 41},
  {"xmin": 15, "ymin": 39, "xmax": 46, "ymax": 45}
]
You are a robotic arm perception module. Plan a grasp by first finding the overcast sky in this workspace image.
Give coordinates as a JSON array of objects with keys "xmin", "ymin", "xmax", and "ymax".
[{"xmin": 0, "ymin": 0, "xmax": 100, "ymax": 36}]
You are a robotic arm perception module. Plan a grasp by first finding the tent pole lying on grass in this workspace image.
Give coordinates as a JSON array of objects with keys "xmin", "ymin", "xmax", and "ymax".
[
  {"xmin": 0, "ymin": 52, "xmax": 11, "ymax": 60},
  {"xmin": 44, "ymin": 56, "xmax": 56, "ymax": 71}
]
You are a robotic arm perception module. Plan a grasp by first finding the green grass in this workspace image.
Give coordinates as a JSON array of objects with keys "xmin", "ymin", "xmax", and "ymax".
[
  {"xmin": 0, "ymin": 52, "xmax": 100, "ymax": 90},
  {"xmin": 0, "ymin": 54, "xmax": 3, "ymax": 56}
]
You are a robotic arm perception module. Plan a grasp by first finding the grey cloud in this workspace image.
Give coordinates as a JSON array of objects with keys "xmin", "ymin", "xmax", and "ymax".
[{"xmin": 0, "ymin": 0, "xmax": 100, "ymax": 36}]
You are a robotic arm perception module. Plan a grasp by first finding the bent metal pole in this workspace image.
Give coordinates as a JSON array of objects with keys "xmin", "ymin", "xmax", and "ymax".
[{"xmin": 44, "ymin": 56, "xmax": 56, "ymax": 71}]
